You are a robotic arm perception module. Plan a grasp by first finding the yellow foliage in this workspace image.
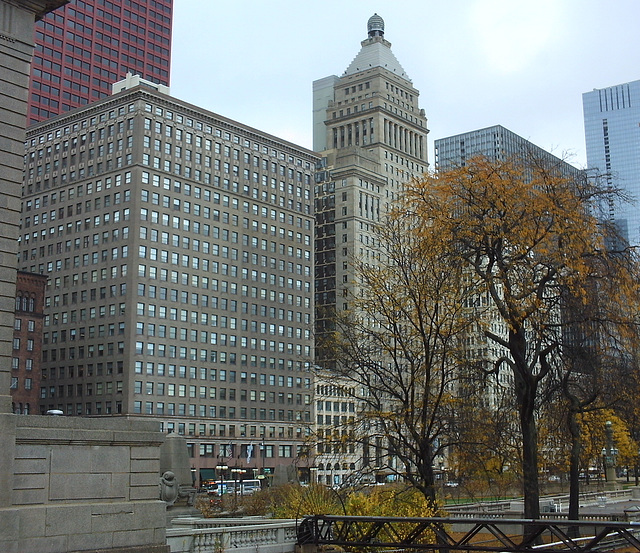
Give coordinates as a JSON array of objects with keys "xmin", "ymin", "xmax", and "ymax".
[
  {"xmin": 345, "ymin": 485, "xmax": 439, "ymax": 518},
  {"xmin": 579, "ymin": 410, "xmax": 637, "ymax": 468},
  {"xmin": 270, "ymin": 484, "xmax": 343, "ymax": 518},
  {"xmin": 267, "ymin": 484, "xmax": 439, "ymax": 520}
]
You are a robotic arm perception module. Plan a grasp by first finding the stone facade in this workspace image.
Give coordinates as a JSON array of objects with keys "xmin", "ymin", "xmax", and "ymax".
[
  {"xmin": 0, "ymin": 2, "xmax": 169, "ymax": 552},
  {"xmin": 11, "ymin": 270, "xmax": 47, "ymax": 413},
  {"xmin": 0, "ymin": 414, "xmax": 169, "ymax": 553},
  {"xmin": 20, "ymin": 83, "xmax": 318, "ymax": 482},
  {"xmin": 0, "ymin": 0, "xmax": 55, "ymax": 414}
]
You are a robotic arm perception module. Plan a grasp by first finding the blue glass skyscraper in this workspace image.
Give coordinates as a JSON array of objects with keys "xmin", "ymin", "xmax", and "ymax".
[{"xmin": 583, "ymin": 80, "xmax": 640, "ymax": 246}]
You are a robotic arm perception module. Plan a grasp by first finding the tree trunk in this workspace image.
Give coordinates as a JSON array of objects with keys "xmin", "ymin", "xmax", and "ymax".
[
  {"xmin": 511, "ymin": 329, "xmax": 541, "ymax": 522},
  {"xmin": 520, "ymin": 395, "xmax": 540, "ymax": 520},
  {"xmin": 417, "ymin": 441, "xmax": 438, "ymax": 506}
]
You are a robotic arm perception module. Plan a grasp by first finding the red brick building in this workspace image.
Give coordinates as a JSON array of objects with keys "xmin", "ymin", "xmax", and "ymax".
[
  {"xmin": 11, "ymin": 271, "xmax": 47, "ymax": 414},
  {"xmin": 28, "ymin": 0, "xmax": 173, "ymax": 124}
]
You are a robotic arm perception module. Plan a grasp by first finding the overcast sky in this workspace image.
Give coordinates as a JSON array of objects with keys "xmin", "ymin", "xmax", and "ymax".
[{"xmin": 170, "ymin": 0, "xmax": 640, "ymax": 169}]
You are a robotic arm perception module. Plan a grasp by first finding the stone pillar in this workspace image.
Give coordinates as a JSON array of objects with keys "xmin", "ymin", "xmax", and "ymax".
[
  {"xmin": 0, "ymin": 4, "xmax": 170, "ymax": 552},
  {"xmin": 0, "ymin": 0, "xmax": 42, "ymax": 412},
  {"xmin": 159, "ymin": 433, "xmax": 199, "ymax": 522},
  {"xmin": 0, "ymin": 414, "xmax": 170, "ymax": 553}
]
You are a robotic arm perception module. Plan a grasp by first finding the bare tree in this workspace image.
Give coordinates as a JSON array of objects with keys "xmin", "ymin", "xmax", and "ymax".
[{"xmin": 324, "ymin": 210, "xmax": 476, "ymax": 506}]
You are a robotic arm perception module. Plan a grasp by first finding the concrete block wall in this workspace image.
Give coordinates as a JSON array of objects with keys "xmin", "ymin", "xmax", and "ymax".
[
  {"xmin": 0, "ymin": 3, "xmax": 169, "ymax": 551},
  {"xmin": 0, "ymin": 0, "xmax": 40, "ymax": 413},
  {"xmin": 0, "ymin": 414, "xmax": 169, "ymax": 553}
]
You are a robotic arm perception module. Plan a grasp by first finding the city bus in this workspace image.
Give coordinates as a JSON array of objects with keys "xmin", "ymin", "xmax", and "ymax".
[{"xmin": 201, "ymin": 479, "xmax": 261, "ymax": 496}]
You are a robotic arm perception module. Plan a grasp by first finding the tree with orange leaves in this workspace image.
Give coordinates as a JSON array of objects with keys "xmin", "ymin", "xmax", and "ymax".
[{"xmin": 400, "ymin": 154, "xmax": 640, "ymax": 520}]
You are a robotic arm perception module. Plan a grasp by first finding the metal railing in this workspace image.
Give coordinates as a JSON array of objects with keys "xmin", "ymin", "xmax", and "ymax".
[{"xmin": 297, "ymin": 514, "xmax": 640, "ymax": 553}]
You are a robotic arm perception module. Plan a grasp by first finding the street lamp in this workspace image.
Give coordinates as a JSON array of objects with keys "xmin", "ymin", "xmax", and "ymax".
[
  {"xmin": 215, "ymin": 464, "xmax": 228, "ymax": 497},
  {"xmin": 230, "ymin": 468, "xmax": 246, "ymax": 510}
]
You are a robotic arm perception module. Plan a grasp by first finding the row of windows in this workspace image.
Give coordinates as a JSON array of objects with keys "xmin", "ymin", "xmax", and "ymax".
[
  {"xmin": 133, "ymin": 363, "xmax": 311, "ymax": 385},
  {"xmin": 42, "ymin": 342, "xmax": 124, "ymax": 362},
  {"xmin": 133, "ymin": 381, "xmax": 312, "ymax": 405},
  {"xmin": 10, "ymin": 376, "xmax": 33, "ymax": 390},
  {"xmin": 137, "ymin": 249, "xmax": 310, "ymax": 288},
  {"xmin": 141, "ymin": 196, "xmax": 312, "ymax": 237},
  {"xmin": 25, "ymin": 190, "xmax": 128, "ymax": 214},
  {"xmin": 12, "ymin": 357, "xmax": 34, "ymax": 370},
  {"xmin": 43, "ymin": 362, "xmax": 123, "ymax": 379},
  {"xmin": 133, "ymin": 401, "xmax": 309, "ymax": 422},
  {"xmin": 43, "ymin": 299, "xmax": 126, "ymax": 326},
  {"xmin": 136, "ymin": 266, "xmax": 309, "ymax": 310},
  {"xmin": 15, "ymin": 296, "xmax": 36, "ymax": 313},
  {"xmin": 12, "ymin": 403, "xmax": 32, "ymax": 415},
  {"xmin": 159, "ymin": 176, "xmax": 309, "ymax": 213},
  {"xmin": 135, "ymin": 317, "xmax": 309, "ymax": 338},
  {"xmin": 29, "ymin": 104, "xmax": 135, "ymax": 148},
  {"xmin": 142, "ymin": 133, "xmax": 312, "ymax": 184},
  {"xmin": 140, "ymin": 231, "xmax": 311, "ymax": 263},
  {"xmin": 29, "ymin": 245, "xmax": 129, "ymax": 269},
  {"xmin": 133, "ymin": 340, "xmax": 312, "ymax": 358},
  {"xmin": 45, "ymin": 321, "xmax": 123, "ymax": 342},
  {"xmin": 24, "ymin": 228, "xmax": 128, "ymax": 256},
  {"xmin": 317, "ymin": 401, "xmax": 356, "ymax": 412},
  {"xmin": 23, "ymin": 174, "xmax": 131, "ymax": 214},
  {"xmin": 142, "ymin": 104, "xmax": 315, "ymax": 172},
  {"xmin": 23, "ymin": 207, "xmax": 130, "ymax": 229},
  {"xmin": 135, "ymin": 287, "xmax": 310, "ymax": 313},
  {"xmin": 139, "ymin": 159, "xmax": 312, "ymax": 211},
  {"xmin": 195, "ymin": 443, "xmax": 300, "ymax": 458},
  {"xmin": 13, "ymin": 338, "xmax": 35, "ymax": 351},
  {"xmin": 36, "ymin": 364, "xmax": 309, "ymax": 389}
]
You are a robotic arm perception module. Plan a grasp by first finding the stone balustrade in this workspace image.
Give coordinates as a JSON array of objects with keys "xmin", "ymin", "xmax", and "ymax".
[{"xmin": 167, "ymin": 518, "xmax": 298, "ymax": 553}]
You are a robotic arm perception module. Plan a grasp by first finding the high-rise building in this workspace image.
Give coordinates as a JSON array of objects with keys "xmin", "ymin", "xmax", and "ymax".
[
  {"xmin": 313, "ymin": 13, "xmax": 429, "ymax": 357},
  {"xmin": 21, "ymin": 77, "xmax": 318, "ymax": 483},
  {"xmin": 312, "ymin": 14, "xmax": 429, "ymax": 486},
  {"xmin": 434, "ymin": 124, "xmax": 581, "ymax": 176},
  {"xmin": 28, "ymin": 0, "xmax": 173, "ymax": 124},
  {"xmin": 583, "ymin": 80, "xmax": 640, "ymax": 246}
]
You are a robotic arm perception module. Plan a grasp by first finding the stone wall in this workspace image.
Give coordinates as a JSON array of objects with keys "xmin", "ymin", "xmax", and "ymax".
[
  {"xmin": 0, "ymin": 3, "xmax": 170, "ymax": 552},
  {"xmin": 0, "ymin": 0, "xmax": 46, "ymax": 413},
  {"xmin": 0, "ymin": 414, "xmax": 169, "ymax": 553}
]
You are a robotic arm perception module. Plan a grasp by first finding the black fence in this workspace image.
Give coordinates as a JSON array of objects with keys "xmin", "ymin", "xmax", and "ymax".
[{"xmin": 297, "ymin": 514, "xmax": 640, "ymax": 553}]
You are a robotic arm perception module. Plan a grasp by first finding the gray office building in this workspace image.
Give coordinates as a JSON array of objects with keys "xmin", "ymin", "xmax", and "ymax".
[
  {"xmin": 583, "ymin": 80, "xmax": 640, "ymax": 246},
  {"xmin": 434, "ymin": 124, "xmax": 580, "ymax": 176},
  {"xmin": 20, "ymin": 77, "xmax": 319, "ymax": 482}
]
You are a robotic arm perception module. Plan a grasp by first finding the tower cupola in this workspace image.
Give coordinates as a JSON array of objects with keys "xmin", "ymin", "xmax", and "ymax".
[{"xmin": 367, "ymin": 13, "xmax": 384, "ymax": 38}]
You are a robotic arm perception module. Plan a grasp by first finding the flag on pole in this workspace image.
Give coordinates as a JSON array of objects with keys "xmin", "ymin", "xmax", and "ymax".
[{"xmin": 246, "ymin": 443, "xmax": 254, "ymax": 464}]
